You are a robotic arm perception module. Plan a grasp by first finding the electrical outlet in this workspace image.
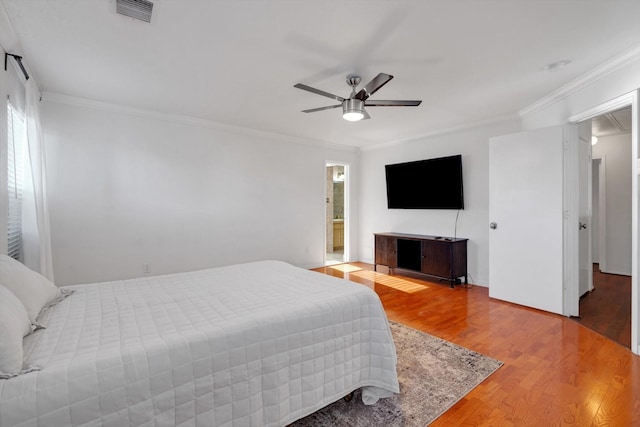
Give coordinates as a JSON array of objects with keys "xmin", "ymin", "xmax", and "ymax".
[{"xmin": 143, "ymin": 263, "xmax": 151, "ymax": 274}]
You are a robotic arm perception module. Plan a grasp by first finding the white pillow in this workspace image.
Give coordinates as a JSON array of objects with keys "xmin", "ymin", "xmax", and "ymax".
[
  {"xmin": 0, "ymin": 283, "xmax": 32, "ymax": 375},
  {"xmin": 0, "ymin": 254, "xmax": 60, "ymax": 323}
]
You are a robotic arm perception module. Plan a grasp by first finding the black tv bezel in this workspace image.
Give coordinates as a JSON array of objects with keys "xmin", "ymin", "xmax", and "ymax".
[{"xmin": 385, "ymin": 154, "xmax": 464, "ymax": 210}]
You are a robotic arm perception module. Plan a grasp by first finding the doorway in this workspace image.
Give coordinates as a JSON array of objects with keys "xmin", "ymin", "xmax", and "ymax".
[
  {"xmin": 572, "ymin": 107, "xmax": 633, "ymax": 348},
  {"xmin": 325, "ymin": 163, "xmax": 348, "ymax": 265}
]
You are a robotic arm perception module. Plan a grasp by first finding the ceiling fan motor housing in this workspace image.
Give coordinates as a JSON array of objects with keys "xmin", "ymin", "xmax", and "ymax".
[{"xmin": 343, "ymin": 98, "xmax": 364, "ymax": 115}]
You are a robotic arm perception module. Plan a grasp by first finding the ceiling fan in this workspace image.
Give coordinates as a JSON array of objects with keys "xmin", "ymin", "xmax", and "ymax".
[{"xmin": 294, "ymin": 73, "xmax": 422, "ymax": 122}]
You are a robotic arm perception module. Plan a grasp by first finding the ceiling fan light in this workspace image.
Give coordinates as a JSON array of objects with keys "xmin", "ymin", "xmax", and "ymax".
[
  {"xmin": 343, "ymin": 99, "xmax": 364, "ymax": 121},
  {"xmin": 343, "ymin": 111, "xmax": 364, "ymax": 121}
]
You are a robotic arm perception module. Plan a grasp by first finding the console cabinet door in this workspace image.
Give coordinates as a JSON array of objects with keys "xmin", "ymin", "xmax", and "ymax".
[
  {"xmin": 421, "ymin": 240, "xmax": 451, "ymax": 278},
  {"xmin": 375, "ymin": 235, "xmax": 397, "ymax": 268}
]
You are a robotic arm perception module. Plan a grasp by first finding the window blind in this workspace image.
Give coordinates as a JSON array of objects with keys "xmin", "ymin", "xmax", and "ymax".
[{"xmin": 7, "ymin": 102, "xmax": 25, "ymax": 260}]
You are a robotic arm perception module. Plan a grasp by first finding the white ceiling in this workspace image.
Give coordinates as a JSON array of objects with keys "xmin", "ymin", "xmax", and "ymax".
[{"xmin": 3, "ymin": 0, "xmax": 640, "ymax": 148}]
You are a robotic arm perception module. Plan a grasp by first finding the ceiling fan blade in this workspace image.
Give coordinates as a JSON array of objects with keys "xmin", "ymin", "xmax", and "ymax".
[
  {"xmin": 294, "ymin": 83, "xmax": 345, "ymax": 102},
  {"xmin": 355, "ymin": 73, "xmax": 393, "ymax": 100},
  {"xmin": 362, "ymin": 109, "xmax": 371, "ymax": 120},
  {"xmin": 365, "ymin": 100, "xmax": 422, "ymax": 107},
  {"xmin": 301, "ymin": 104, "xmax": 342, "ymax": 113}
]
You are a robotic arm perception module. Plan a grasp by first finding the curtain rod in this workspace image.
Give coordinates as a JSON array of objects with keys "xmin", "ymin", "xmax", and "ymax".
[{"xmin": 4, "ymin": 52, "xmax": 30, "ymax": 81}]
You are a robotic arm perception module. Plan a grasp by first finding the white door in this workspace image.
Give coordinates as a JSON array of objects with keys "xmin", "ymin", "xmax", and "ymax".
[
  {"xmin": 578, "ymin": 121, "xmax": 593, "ymax": 296},
  {"xmin": 489, "ymin": 126, "xmax": 568, "ymax": 315}
]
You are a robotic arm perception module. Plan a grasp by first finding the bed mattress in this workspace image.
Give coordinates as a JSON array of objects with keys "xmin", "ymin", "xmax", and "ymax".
[{"xmin": 0, "ymin": 260, "xmax": 399, "ymax": 426}]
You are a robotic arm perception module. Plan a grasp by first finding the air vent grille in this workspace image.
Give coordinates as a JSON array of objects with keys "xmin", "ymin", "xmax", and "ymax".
[{"xmin": 117, "ymin": 0, "xmax": 153, "ymax": 23}]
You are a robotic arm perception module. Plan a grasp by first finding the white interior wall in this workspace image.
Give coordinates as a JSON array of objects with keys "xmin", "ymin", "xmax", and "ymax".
[
  {"xmin": 358, "ymin": 118, "xmax": 522, "ymax": 286},
  {"xmin": 592, "ymin": 134, "xmax": 632, "ymax": 275},
  {"xmin": 592, "ymin": 159, "xmax": 600, "ymax": 263},
  {"xmin": 42, "ymin": 100, "xmax": 359, "ymax": 285}
]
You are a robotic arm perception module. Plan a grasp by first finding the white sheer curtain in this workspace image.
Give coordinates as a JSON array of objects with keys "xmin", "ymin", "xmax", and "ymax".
[{"xmin": 21, "ymin": 79, "xmax": 54, "ymax": 281}]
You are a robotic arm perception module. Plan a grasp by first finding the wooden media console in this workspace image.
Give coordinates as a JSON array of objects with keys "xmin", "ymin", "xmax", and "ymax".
[{"xmin": 374, "ymin": 232, "xmax": 468, "ymax": 287}]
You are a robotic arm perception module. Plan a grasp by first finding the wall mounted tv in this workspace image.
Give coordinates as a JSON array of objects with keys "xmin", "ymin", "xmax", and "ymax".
[{"xmin": 385, "ymin": 154, "xmax": 464, "ymax": 209}]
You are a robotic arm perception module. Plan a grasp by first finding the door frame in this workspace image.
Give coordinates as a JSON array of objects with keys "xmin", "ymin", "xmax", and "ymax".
[
  {"xmin": 563, "ymin": 124, "xmax": 580, "ymax": 316},
  {"xmin": 568, "ymin": 90, "xmax": 639, "ymax": 355},
  {"xmin": 324, "ymin": 161, "xmax": 350, "ymax": 265},
  {"xmin": 577, "ymin": 124, "xmax": 593, "ymax": 297},
  {"xmin": 592, "ymin": 156, "xmax": 607, "ymax": 273}
]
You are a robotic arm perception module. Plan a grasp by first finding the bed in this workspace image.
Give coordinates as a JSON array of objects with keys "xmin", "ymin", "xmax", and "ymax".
[{"xmin": 0, "ymin": 260, "xmax": 399, "ymax": 426}]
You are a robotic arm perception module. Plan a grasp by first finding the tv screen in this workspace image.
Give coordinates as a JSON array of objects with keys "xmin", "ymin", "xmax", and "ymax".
[{"xmin": 385, "ymin": 155, "xmax": 464, "ymax": 209}]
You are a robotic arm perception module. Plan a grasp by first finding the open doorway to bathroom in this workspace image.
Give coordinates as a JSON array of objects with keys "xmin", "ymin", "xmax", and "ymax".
[{"xmin": 325, "ymin": 163, "xmax": 348, "ymax": 266}]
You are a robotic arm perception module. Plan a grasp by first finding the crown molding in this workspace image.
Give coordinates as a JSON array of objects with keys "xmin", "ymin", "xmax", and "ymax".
[
  {"xmin": 519, "ymin": 44, "xmax": 640, "ymax": 118},
  {"xmin": 42, "ymin": 92, "xmax": 358, "ymax": 152},
  {"xmin": 360, "ymin": 114, "xmax": 520, "ymax": 152}
]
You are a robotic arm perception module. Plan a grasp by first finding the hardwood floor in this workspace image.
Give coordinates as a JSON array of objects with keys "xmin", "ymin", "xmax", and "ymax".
[
  {"xmin": 313, "ymin": 262, "xmax": 640, "ymax": 426},
  {"xmin": 570, "ymin": 263, "xmax": 631, "ymax": 348}
]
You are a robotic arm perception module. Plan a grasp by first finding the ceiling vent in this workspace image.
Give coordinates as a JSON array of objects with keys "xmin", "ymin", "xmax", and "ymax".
[{"xmin": 117, "ymin": 0, "xmax": 153, "ymax": 23}]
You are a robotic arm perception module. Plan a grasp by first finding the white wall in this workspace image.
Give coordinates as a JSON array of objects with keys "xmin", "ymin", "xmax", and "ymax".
[
  {"xmin": 42, "ymin": 100, "xmax": 359, "ymax": 285},
  {"xmin": 593, "ymin": 134, "xmax": 632, "ymax": 275},
  {"xmin": 358, "ymin": 118, "xmax": 521, "ymax": 286},
  {"xmin": 592, "ymin": 159, "xmax": 600, "ymax": 262}
]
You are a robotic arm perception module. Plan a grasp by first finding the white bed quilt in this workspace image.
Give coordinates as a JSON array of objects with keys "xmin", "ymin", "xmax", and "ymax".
[{"xmin": 0, "ymin": 261, "xmax": 399, "ymax": 426}]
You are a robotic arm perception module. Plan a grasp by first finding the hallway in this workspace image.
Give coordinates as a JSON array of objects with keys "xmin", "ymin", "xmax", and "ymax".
[{"xmin": 570, "ymin": 264, "xmax": 631, "ymax": 348}]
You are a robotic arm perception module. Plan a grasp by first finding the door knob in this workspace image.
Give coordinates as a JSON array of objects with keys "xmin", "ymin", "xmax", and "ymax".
[{"xmin": 490, "ymin": 222, "xmax": 497, "ymax": 230}]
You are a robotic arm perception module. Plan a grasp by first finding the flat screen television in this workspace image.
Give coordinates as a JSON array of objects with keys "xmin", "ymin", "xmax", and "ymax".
[{"xmin": 385, "ymin": 154, "xmax": 464, "ymax": 209}]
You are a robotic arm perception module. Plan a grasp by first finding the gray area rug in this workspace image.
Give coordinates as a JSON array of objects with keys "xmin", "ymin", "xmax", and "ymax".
[{"xmin": 291, "ymin": 321, "xmax": 503, "ymax": 427}]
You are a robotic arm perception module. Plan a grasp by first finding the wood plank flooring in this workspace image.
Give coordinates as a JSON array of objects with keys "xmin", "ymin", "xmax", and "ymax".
[
  {"xmin": 312, "ymin": 262, "xmax": 640, "ymax": 426},
  {"xmin": 570, "ymin": 263, "xmax": 631, "ymax": 348}
]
